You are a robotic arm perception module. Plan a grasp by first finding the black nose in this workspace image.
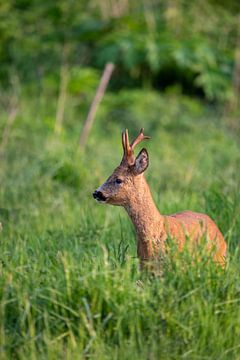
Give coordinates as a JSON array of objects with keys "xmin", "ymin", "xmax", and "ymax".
[{"xmin": 92, "ymin": 191, "xmax": 106, "ymax": 202}]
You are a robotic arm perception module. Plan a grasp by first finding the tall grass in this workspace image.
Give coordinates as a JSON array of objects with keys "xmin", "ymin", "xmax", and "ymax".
[{"xmin": 0, "ymin": 89, "xmax": 240, "ymax": 359}]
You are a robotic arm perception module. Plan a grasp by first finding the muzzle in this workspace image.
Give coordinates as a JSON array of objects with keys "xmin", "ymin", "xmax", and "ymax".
[{"xmin": 92, "ymin": 190, "xmax": 107, "ymax": 202}]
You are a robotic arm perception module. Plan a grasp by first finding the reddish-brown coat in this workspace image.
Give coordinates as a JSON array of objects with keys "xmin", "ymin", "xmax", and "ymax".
[{"xmin": 94, "ymin": 129, "xmax": 227, "ymax": 267}]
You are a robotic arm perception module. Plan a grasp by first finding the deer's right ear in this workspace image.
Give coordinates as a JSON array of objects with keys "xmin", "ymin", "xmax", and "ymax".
[{"xmin": 133, "ymin": 148, "xmax": 149, "ymax": 175}]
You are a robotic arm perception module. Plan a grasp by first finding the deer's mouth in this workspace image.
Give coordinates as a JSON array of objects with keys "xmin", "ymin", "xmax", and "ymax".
[{"xmin": 93, "ymin": 191, "xmax": 107, "ymax": 202}]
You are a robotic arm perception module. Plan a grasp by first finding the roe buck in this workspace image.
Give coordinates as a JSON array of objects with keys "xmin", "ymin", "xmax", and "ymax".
[{"xmin": 93, "ymin": 128, "xmax": 227, "ymax": 268}]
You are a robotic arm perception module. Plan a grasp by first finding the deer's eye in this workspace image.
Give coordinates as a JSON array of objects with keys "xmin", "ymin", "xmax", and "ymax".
[{"xmin": 115, "ymin": 178, "xmax": 123, "ymax": 184}]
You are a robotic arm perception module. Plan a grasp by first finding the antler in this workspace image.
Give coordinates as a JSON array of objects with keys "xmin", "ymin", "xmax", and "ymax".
[{"xmin": 122, "ymin": 128, "xmax": 150, "ymax": 165}]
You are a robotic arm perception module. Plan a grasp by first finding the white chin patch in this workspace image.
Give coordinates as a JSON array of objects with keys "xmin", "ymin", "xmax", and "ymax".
[{"xmin": 98, "ymin": 200, "xmax": 106, "ymax": 204}]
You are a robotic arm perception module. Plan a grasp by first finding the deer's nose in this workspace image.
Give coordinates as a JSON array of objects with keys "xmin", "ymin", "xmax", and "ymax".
[{"xmin": 93, "ymin": 190, "xmax": 106, "ymax": 202}]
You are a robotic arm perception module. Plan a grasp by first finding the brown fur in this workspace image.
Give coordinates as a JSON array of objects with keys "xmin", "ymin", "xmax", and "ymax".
[{"xmin": 93, "ymin": 129, "xmax": 227, "ymax": 268}]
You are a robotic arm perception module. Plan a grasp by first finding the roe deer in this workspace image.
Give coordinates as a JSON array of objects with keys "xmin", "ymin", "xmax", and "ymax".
[{"xmin": 93, "ymin": 128, "xmax": 227, "ymax": 268}]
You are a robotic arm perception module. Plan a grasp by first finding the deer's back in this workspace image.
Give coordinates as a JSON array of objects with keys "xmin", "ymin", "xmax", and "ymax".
[{"xmin": 164, "ymin": 210, "xmax": 227, "ymax": 265}]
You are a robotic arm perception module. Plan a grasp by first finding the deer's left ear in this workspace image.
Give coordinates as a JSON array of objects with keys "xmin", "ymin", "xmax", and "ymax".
[{"xmin": 133, "ymin": 148, "xmax": 149, "ymax": 175}]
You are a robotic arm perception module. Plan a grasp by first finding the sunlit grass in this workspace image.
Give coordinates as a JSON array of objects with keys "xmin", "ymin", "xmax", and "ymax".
[{"xmin": 0, "ymin": 90, "xmax": 240, "ymax": 358}]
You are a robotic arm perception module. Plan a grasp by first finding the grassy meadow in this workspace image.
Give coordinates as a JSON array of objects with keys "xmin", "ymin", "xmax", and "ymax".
[{"xmin": 0, "ymin": 89, "xmax": 240, "ymax": 359}]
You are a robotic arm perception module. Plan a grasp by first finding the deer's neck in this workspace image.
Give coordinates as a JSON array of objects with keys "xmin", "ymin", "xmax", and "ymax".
[{"xmin": 124, "ymin": 176, "xmax": 164, "ymax": 259}]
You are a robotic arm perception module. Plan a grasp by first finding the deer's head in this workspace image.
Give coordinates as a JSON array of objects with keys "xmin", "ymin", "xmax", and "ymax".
[{"xmin": 93, "ymin": 128, "xmax": 150, "ymax": 206}]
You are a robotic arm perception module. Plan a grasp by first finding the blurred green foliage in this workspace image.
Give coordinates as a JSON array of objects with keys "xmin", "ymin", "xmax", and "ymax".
[
  {"xmin": 1, "ymin": 0, "xmax": 240, "ymax": 102},
  {"xmin": 0, "ymin": 1, "xmax": 240, "ymax": 358}
]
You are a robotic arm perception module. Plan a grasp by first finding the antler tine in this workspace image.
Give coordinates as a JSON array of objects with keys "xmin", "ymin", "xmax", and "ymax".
[
  {"xmin": 122, "ymin": 129, "xmax": 131, "ymax": 157},
  {"xmin": 122, "ymin": 130, "xmax": 126, "ymax": 155},
  {"xmin": 130, "ymin": 128, "xmax": 150, "ymax": 150}
]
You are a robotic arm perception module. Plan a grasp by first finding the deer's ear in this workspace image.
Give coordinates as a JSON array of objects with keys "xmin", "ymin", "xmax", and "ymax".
[{"xmin": 133, "ymin": 148, "xmax": 149, "ymax": 175}]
